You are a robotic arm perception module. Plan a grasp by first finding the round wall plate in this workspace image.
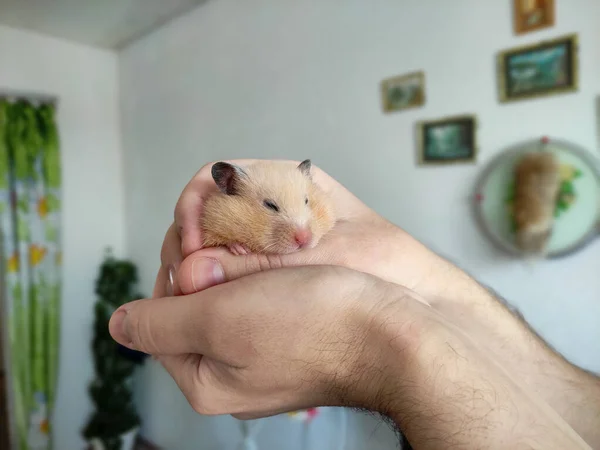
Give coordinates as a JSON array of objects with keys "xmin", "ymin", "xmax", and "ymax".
[{"xmin": 472, "ymin": 137, "xmax": 600, "ymax": 258}]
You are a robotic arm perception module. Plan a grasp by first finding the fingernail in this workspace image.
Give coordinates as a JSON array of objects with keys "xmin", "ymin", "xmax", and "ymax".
[
  {"xmin": 166, "ymin": 265, "xmax": 175, "ymax": 296},
  {"xmin": 191, "ymin": 257, "xmax": 225, "ymax": 291},
  {"xmin": 110, "ymin": 308, "xmax": 133, "ymax": 347}
]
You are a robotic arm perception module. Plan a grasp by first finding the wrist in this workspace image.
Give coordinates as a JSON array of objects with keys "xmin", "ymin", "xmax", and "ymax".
[
  {"xmin": 338, "ymin": 281, "xmax": 430, "ymax": 412},
  {"xmin": 357, "ymin": 292, "xmax": 591, "ymax": 449}
]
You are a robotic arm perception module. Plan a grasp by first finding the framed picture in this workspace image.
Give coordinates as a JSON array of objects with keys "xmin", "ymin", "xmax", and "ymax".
[
  {"xmin": 380, "ymin": 71, "xmax": 425, "ymax": 113},
  {"xmin": 513, "ymin": 0, "xmax": 555, "ymax": 34},
  {"xmin": 416, "ymin": 114, "xmax": 478, "ymax": 165},
  {"xmin": 497, "ymin": 33, "xmax": 578, "ymax": 103}
]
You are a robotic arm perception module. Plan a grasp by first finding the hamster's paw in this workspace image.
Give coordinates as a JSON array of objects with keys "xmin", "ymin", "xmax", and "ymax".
[{"xmin": 228, "ymin": 243, "xmax": 250, "ymax": 256}]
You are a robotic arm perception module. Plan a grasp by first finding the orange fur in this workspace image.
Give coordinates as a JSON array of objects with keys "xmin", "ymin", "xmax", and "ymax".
[
  {"xmin": 512, "ymin": 151, "xmax": 561, "ymax": 254},
  {"xmin": 201, "ymin": 161, "xmax": 336, "ymax": 254}
]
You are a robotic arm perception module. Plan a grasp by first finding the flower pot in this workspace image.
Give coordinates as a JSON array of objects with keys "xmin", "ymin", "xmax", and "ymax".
[
  {"xmin": 89, "ymin": 428, "xmax": 139, "ymax": 450},
  {"xmin": 120, "ymin": 427, "xmax": 139, "ymax": 450}
]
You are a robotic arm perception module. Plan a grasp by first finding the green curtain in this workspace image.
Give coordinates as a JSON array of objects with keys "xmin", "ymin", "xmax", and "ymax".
[{"xmin": 0, "ymin": 99, "xmax": 62, "ymax": 450}]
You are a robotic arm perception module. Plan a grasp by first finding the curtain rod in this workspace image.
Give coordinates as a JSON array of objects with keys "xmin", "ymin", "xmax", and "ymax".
[{"xmin": 0, "ymin": 88, "xmax": 58, "ymax": 106}]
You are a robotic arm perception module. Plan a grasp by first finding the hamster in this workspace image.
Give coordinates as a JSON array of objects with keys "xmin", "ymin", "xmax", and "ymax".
[
  {"xmin": 512, "ymin": 151, "xmax": 561, "ymax": 255},
  {"xmin": 200, "ymin": 159, "xmax": 336, "ymax": 255}
]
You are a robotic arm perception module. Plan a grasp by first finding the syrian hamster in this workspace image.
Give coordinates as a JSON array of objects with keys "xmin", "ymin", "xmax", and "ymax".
[{"xmin": 201, "ymin": 159, "xmax": 336, "ymax": 255}]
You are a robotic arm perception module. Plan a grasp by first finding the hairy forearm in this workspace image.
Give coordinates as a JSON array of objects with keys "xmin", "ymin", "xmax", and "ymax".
[
  {"xmin": 371, "ymin": 300, "xmax": 592, "ymax": 449},
  {"xmin": 428, "ymin": 265, "xmax": 600, "ymax": 447}
]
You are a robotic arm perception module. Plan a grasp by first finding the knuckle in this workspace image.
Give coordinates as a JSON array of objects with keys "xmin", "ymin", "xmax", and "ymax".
[
  {"xmin": 174, "ymin": 162, "xmax": 213, "ymax": 211},
  {"xmin": 187, "ymin": 393, "xmax": 206, "ymax": 415},
  {"xmin": 173, "ymin": 161, "xmax": 218, "ymax": 232},
  {"xmin": 198, "ymin": 160, "xmax": 217, "ymax": 174},
  {"xmin": 159, "ymin": 241, "xmax": 170, "ymax": 267},
  {"xmin": 159, "ymin": 223, "xmax": 179, "ymax": 267},
  {"xmin": 243, "ymin": 254, "xmax": 264, "ymax": 275},
  {"xmin": 188, "ymin": 399, "xmax": 207, "ymax": 415},
  {"xmin": 264, "ymin": 253, "xmax": 284, "ymax": 271},
  {"xmin": 128, "ymin": 309, "xmax": 158, "ymax": 354},
  {"xmin": 241, "ymin": 253, "xmax": 283, "ymax": 275},
  {"xmin": 173, "ymin": 196, "xmax": 189, "ymax": 225},
  {"xmin": 174, "ymin": 190, "xmax": 186, "ymax": 213},
  {"xmin": 188, "ymin": 392, "xmax": 223, "ymax": 416}
]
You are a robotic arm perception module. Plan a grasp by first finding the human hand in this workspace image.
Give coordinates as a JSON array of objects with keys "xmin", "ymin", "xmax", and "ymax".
[
  {"xmin": 155, "ymin": 159, "xmax": 480, "ymax": 306},
  {"xmin": 138, "ymin": 158, "xmax": 596, "ymax": 449},
  {"xmin": 110, "ymin": 265, "xmax": 425, "ymax": 419},
  {"xmin": 110, "ymin": 265, "xmax": 591, "ymax": 449}
]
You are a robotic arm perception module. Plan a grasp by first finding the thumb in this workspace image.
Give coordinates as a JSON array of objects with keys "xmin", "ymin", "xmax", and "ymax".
[{"xmin": 177, "ymin": 246, "xmax": 315, "ymax": 294}]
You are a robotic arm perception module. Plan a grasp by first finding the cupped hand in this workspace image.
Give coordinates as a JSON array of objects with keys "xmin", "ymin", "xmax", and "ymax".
[
  {"xmin": 110, "ymin": 265, "xmax": 427, "ymax": 419},
  {"xmin": 156, "ymin": 159, "xmax": 474, "ymax": 305},
  {"xmin": 109, "ymin": 264, "xmax": 592, "ymax": 450}
]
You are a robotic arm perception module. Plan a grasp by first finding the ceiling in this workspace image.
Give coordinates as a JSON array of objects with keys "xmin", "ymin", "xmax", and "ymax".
[{"xmin": 0, "ymin": 0, "xmax": 207, "ymax": 50}]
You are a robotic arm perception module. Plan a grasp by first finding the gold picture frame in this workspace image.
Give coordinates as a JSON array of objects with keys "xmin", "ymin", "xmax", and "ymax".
[
  {"xmin": 380, "ymin": 71, "xmax": 425, "ymax": 113},
  {"xmin": 416, "ymin": 114, "xmax": 478, "ymax": 166},
  {"xmin": 497, "ymin": 33, "xmax": 579, "ymax": 103},
  {"xmin": 513, "ymin": 0, "xmax": 555, "ymax": 35}
]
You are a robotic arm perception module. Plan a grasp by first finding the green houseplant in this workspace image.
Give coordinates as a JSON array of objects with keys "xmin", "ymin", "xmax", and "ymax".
[{"xmin": 82, "ymin": 250, "xmax": 148, "ymax": 450}]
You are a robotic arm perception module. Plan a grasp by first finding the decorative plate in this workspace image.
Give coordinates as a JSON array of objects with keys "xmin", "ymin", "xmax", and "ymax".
[{"xmin": 472, "ymin": 137, "xmax": 600, "ymax": 258}]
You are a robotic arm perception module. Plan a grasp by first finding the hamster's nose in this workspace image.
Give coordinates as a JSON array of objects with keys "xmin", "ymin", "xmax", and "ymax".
[{"xmin": 294, "ymin": 228, "xmax": 312, "ymax": 247}]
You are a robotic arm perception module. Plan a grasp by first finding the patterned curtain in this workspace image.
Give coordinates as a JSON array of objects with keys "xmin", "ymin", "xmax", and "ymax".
[{"xmin": 0, "ymin": 99, "xmax": 62, "ymax": 450}]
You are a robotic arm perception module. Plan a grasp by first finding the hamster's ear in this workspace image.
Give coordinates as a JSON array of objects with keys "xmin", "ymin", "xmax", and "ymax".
[
  {"xmin": 297, "ymin": 159, "xmax": 312, "ymax": 178},
  {"xmin": 211, "ymin": 162, "xmax": 248, "ymax": 195}
]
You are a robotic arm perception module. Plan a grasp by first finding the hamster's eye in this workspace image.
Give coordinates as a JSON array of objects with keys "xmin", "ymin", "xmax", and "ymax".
[
  {"xmin": 263, "ymin": 200, "xmax": 280, "ymax": 212},
  {"xmin": 304, "ymin": 197, "xmax": 309, "ymax": 205}
]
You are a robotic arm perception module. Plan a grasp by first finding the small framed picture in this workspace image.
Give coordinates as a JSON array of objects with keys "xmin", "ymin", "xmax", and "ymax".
[
  {"xmin": 380, "ymin": 71, "xmax": 425, "ymax": 113},
  {"xmin": 513, "ymin": 0, "xmax": 555, "ymax": 35},
  {"xmin": 497, "ymin": 33, "xmax": 578, "ymax": 103},
  {"xmin": 416, "ymin": 114, "xmax": 478, "ymax": 165}
]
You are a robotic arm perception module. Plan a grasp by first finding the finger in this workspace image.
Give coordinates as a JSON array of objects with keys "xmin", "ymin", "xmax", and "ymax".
[
  {"xmin": 231, "ymin": 405, "xmax": 317, "ymax": 421},
  {"xmin": 107, "ymin": 286, "xmax": 254, "ymax": 365},
  {"xmin": 158, "ymin": 354, "xmax": 249, "ymax": 416},
  {"xmin": 155, "ymin": 354, "xmax": 234, "ymax": 416},
  {"xmin": 151, "ymin": 266, "xmax": 166, "ymax": 298},
  {"xmin": 174, "ymin": 159, "xmax": 256, "ymax": 258},
  {"xmin": 176, "ymin": 246, "xmax": 321, "ymax": 294},
  {"xmin": 157, "ymin": 354, "xmax": 204, "ymax": 410},
  {"xmin": 159, "ymin": 222, "xmax": 184, "ymax": 295},
  {"xmin": 108, "ymin": 296, "xmax": 207, "ymax": 356}
]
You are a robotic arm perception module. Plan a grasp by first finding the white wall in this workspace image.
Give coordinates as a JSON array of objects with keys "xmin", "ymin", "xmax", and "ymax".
[
  {"xmin": 119, "ymin": 0, "xmax": 600, "ymax": 449},
  {"xmin": 0, "ymin": 25, "xmax": 126, "ymax": 450}
]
